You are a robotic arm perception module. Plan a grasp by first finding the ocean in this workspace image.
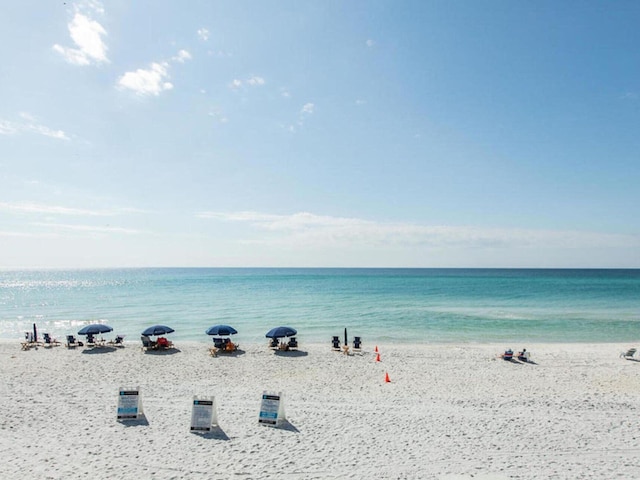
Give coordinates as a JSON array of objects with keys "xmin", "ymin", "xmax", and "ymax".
[{"xmin": 1, "ymin": 268, "xmax": 639, "ymax": 344}]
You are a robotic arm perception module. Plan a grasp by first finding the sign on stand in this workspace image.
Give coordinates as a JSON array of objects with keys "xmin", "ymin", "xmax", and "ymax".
[
  {"xmin": 190, "ymin": 396, "xmax": 217, "ymax": 432},
  {"xmin": 117, "ymin": 387, "xmax": 143, "ymax": 420},
  {"xmin": 258, "ymin": 391, "xmax": 286, "ymax": 427}
]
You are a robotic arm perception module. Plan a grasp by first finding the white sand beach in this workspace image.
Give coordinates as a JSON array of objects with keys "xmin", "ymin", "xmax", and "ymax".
[{"xmin": 1, "ymin": 340, "xmax": 640, "ymax": 479}]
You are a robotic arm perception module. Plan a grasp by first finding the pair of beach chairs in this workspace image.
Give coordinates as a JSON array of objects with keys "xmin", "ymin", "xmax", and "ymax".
[
  {"xmin": 209, "ymin": 337, "xmax": 239, "ymax": 356},
  {"xmin": 501, "ymin": 349, "xmax": 531, "ymax": 362},
  {"xmin": 141, "ymin": 335, "xmax": 174, "ymax": 351},
  {"xmin": 331, "ymin": 336, "xmax": 362, "ymax": 353},
  {"xmin": 269, "ymin": 337, "xmax": 298, "ymax": 351}
]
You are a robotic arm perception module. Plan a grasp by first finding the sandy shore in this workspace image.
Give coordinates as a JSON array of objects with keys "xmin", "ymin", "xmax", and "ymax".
[{"xmin": 1, "ymin": 340, "xmax": 640, "ymax": 479}]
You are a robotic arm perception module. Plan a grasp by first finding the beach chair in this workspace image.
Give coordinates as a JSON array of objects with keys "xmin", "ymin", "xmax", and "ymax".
[
  {"xmin": 66, "ymin": 335, "xmax": 80, "ymax": 348},
  {"xmin": 86, "ymin": 334, "xmax": 97, "ymax": 347},
  {"xmin": 331, "ymin": 336, "xmax": 341, "ymax": 351},
  {"xmin": 517, "ymin": 350, "xmax": 531, "ymax": 362},
  {"xmin": 43, "ymin": 333, "xmax": 60, "ymax": 347},
  {"xmin": 501, "ymin": 349, "xmax": 514, "ymax": 360},
  {"xmin": 269, "ymin": 338, "xmax": 279, "ymax": 349},
  {"xmin": 141, "ymin": 335, "xmax": 157, "ymax": 351},
  {"xmin": 157, "ymin": 337, "xmax": 173, "ymax": 349},
  {"xmin": 353, "ymin": 336, "xmax": 362, "ymax": 352},
  {"xmin": 620, "ymin": 348, "xmax": 637, "ymax": 359},
  {"xmin": 288, "ymin": 337, "xmax": 298, "ymax": 350},
  {"xmin": 109, "ymin": 335, "xmax": 125, "ymax": 347}
]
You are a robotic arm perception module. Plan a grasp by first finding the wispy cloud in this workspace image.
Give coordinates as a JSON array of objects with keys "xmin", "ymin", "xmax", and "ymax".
[
  {"xmin": 117, "ymin": 50, "xmax": 191, "ymax": 96},
  {"xmin": 0, "ymin": 114, "xmax": 69, "ymax": 141},
  {"xmin": 31, "ymin": 222, "xmax": 143, "ymax": 235},
  {"xmin": 228, "ymin": 75, "xmax": 266, "ymax": 90},
  {"xmin": 287, "ymin": 102, "xmax": 315, "ymax": 133},
  {"xmin": 196, "ymin": 211, "xmax": 640, "ymax": 250},
  {"xmin": 197, "ymin": 28, "xmax": 210, "ymax": 41},
  {"xmin": 53, "ymin": 2, "xmax": 108, "ymax": 66},
  {"xmin": 0, "ymin": 202, "xmax": 143, "ymax": 217},
  {"xmin": 366, "ymin": 39, "xmax": 376, "ymax": 48}
]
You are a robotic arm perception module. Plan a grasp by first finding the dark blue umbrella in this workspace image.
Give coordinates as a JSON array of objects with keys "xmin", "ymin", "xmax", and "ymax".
[
  {"xmin": 78, "ymin": 323, "xmax": 113, "ymax": 335},
  {"xmin": 265, "ymin": 326, "xmax": 297, "ymax": 338},
  {"xmin": 142, "ymin": 325, "xmax": 175, "ymax": 336},
  {"xmin": 206, "ymin": 325, "xmax": 238, "ymax": 336}
]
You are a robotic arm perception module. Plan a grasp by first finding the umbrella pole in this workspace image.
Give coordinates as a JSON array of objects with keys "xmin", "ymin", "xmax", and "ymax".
[{"xmin": 344, "ymin": 327, "xmax": 347, "ymax": 346}]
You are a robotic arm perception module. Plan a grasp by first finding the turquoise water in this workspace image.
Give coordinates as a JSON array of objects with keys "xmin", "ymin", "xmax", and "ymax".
[{"xmin": 1, "ymin": 268, "xmax": 639, "ymax": 344}]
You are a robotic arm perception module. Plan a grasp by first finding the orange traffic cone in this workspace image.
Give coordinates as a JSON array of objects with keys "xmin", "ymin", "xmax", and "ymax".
[
  {"xmin": 385, "ymin": 372, "xmax": 391, "ymax": 383},
  {"xmin": 375, "ymin": 353, "xmax": 381, "ymax": 362},
  {"xmin": 374, "ymin": 345, "xmax": 379, "ymax": 353}
]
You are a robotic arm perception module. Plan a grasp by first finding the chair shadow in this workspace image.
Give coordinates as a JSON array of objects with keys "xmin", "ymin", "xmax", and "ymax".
[
  {"xmin": 82, "ymin": 346, "xmax": 118, "ymax": 354},
  {"xmin": 118, "ymin": 414, "xmax": 149, "ymax": 427},
  {"xmin": 274, "ymin": 350, "xmax": 308, "ymax": 358},
  {"xmin": 624, "ymin": 357, "xmax": 640, "ymax": 363},
  {"xmin": 191, "ymin": 425, "xmax": 230, "ymax": 440}
]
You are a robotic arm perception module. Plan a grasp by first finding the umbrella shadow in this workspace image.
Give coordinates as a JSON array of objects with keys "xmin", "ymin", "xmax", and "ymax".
[
  {"xmin": 274, "ymin": 350, "xmax": 308, "ymax": 358},
  {"xmin": 118, "ymin": 414, "xmax": 149, "ymax": 427},
  {"xmin": 213, "ymin": 349, "xmax": 247, "ymax": 358},
  {"xmin": 82, "ymin": 346, "xmax": 118, "ymax": 354},
  {"xmin": 191, "ymin": 425, "xmax": 230, "ymax": 440},
  {"xmin": 143, "ymin": 348, "xmax": 182, "ymax": 355}
]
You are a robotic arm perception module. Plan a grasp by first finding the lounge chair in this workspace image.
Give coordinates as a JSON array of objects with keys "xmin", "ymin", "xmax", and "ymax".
[
  {"xmin": 331, "ymin": 336, "xmax": 341, "ymax": 351},
  {"xmin": 156, "ymin": 336, "xmax": 173, "ymax": 349},
  {"xmin": 501, "ymin": 349, "xmax": 514, "ymax": 360},
  {"xmin": 288, "ymin": 337, "xmax": 298, "ymax": 350},
  {"xmin": 353, "ymin": 336, "xmax": 362, "ymax": 352},
  {"xmin": 517, "ymin": 350, "xmax": 531, "ymax": 362},
  {"xmin": 141, "ymin": 335, "xmax": 157, "ymax": 351},
  {"xmin": 86, "ymin": 334, "xmax": 97, "ymax": 347},
  {"xmin": 620, "ymin": 348, "xmax": 637, "ymax": 359},
  {"xmin": 43, "ymin": 333, "xmax": 60, "ymax": 347},
  {"xmin": 269, "ymin": 338, "xmax": 279, "ymax": 349},
  {"xmin": 66, "ymin": 335, "xmax": 81, "ymax": 348},
  {"xmin": 108, "ymin": 335, "xmax": 125, "ymax": 347}
]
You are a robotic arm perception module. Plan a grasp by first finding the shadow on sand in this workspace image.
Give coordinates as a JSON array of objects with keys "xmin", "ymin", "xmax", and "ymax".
[
  {"xmin": 118, "ymin": 414, "xmax": 150, "ymax": 427},
  {"xmin": 274, "ymin": 350, "xmax": 308, "ymax": 358},
  {"xmin": 143, "ymin": 348, "xmax": 182, "ymax": 355},
  {"xmin": 191, "ymin": 425, "xmax": 230, "ymax": 440},
  {"xmin": 82, "ymin": 346, "xmax": 118, "ymax": 354}
]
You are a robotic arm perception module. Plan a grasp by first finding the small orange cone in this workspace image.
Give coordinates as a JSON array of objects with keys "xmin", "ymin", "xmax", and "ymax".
[
  {"xmin": 375, "ymin": 353, "xmax": 381, "ymax": 362},
  {"xmin": 385, "ymin": 372, "xmax": 391, "ymax": 383},
  {"xmin": 374, "ymin": 345, "xmax": 379, "ymax": 353}
]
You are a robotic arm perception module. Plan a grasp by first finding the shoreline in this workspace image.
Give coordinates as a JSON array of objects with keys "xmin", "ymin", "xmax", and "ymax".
[{"xmin": 2, "ymin": 341, "xmax": 640, "ymax": 479}]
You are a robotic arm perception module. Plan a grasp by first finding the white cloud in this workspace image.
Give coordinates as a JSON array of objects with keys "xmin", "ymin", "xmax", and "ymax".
[
  {"xmin": 117, "ymin": 62, "xmax": 173, "ymax": 96},
  {"xmin": 0, "ymin": 116, "xmax": 69, "ymax": 141},
  {"xmin": 197, "ymin": 28, "xmax": 210, "ymax": 41},
  {"xmin": 31, "ymin": 222, "xmax": 143, "ymax": 235},
  {"xmin": 247, "ymin": 76, "xmax": 265, "ymax": 86},
  {"xmin": 53, "ymin": 12, "xmax": 108, "ymax": 65},
  {"xmin": 117, "ymin": 49, "xmax": 192, "ymax": 96},
  {"xmin": 172, "ymin": 49, "xmax": 192, "ymax": 63},
  {"xmin": 196, "ymin": 211, "xmax": 640, "ymax": 250},
  {"xmin": 280, "ymin": 88, "xmax": 291, "ymax": 98},
  {"xmin": 301, "ymin": 103, "xmax": 314, "ymax": 115},
  {"xmin": 366, "ymin": 39, "xmax": 376, "ymax": 47}
]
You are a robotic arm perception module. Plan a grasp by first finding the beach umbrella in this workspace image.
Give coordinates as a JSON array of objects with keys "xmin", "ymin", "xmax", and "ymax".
[
  {"xmin": 78, "ymin": 324, "xmax": 113, "ymax": 335},
  {"xmin": 265, "ymin": 326, "xmax": 297, "ymax": 338},
  {"xmin": 142, "ymin": 325, "xmax": 175, "ymax": 336},
  {"xmin": 206, "ymin": 325, "xmax": 238, "ymax": 336}
]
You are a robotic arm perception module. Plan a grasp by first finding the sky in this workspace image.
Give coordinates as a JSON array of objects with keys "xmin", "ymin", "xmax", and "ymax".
[{"xmin": 1, "ymin": 0, "xmax": 639, "ymax": 268}]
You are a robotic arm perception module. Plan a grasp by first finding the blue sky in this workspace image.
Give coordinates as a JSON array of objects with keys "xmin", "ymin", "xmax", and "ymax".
[{"xmin": 1, "ymin": 0, "xmax": 639, "ymax": 268}]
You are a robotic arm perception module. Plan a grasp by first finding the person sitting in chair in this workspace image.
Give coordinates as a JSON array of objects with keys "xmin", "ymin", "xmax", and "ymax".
[{"xmin": 157, "ymin": 337, "xmax": 170, "ymax": 348}]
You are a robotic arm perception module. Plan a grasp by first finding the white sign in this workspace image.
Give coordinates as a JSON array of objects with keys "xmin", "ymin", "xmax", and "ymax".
[
  {"xmin": 117, "ymin": 387, "xmax": 142, "ymax": 420},
  {"xmin": 190, "ymin": 396, "xmax": 217, "ymax": 432},
  {"xmin": 258, "ymin": 391, "xmax": 286, "ymax": 427}
]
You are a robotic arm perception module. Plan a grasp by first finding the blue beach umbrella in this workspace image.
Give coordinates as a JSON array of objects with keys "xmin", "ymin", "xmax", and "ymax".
[
  {"xmin": 206, "ymin": 325, "xmax": 238, "ymax": 336},
  {"xmin": 142, "ymin": 325, "xmax": 175, "ymax": 336},
  {"xmin": 78, "ymin": 323, "xmax": 113, "ymax": 335},
  {"xmin": 265, "ymin": 326, "xmax": 297, "ymax": 339}
]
